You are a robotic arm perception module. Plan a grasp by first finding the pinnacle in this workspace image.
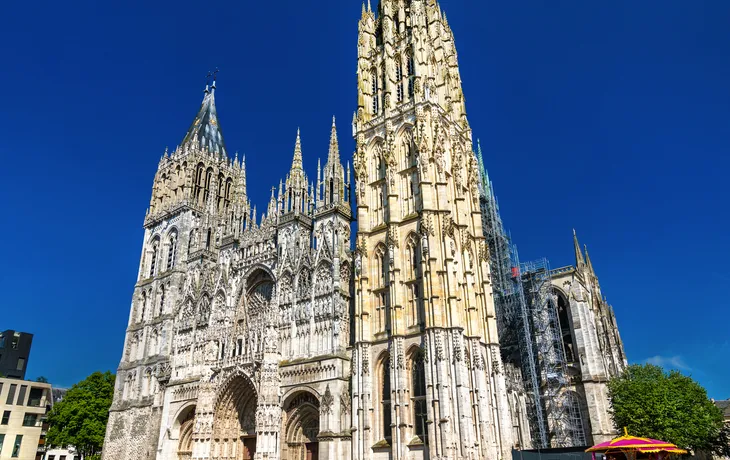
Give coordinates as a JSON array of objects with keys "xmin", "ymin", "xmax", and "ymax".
[
  {"xmin": 291, "ymin": 128, "xmax": 304, "ymax": 172},
  {"xmin": 328, "ymin": 116, "xmax": 340, "ymax": 164}
]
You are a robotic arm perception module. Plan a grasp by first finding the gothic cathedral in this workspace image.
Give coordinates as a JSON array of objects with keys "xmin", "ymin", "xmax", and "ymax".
[{"xmin": 102, "ymin": 1, "xmax": 625, "ymax": 460}]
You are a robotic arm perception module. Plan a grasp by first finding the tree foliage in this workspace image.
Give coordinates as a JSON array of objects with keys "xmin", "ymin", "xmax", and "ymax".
[
  {"xmin": 46, "ymin": 371, "xmax": 115, "ymax": 458},
  {"xmin": 607, "ymin": 364, "xmax": 724, "ymax": 452},
  {"xmin": 36, "ymin": 376, "xmax": 49, "ymax": 383}
]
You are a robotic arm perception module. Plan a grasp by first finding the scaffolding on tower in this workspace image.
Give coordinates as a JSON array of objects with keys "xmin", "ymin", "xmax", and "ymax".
[{"xmin": 474, "ymin": 141, "xmax": 584, "ymax": 449}]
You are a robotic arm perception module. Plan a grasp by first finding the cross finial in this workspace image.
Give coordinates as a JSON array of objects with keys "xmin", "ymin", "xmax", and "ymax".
[
  {"xmin": 213, "ymin": 67, "xmax": 219, "ymax": 82},
  {"xmin": 205, "ymin": 71, "xmax": 213, "ymax": 86}
]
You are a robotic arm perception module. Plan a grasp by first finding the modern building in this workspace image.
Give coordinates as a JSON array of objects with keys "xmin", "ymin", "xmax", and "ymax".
[
  {"xmin": 101, "ymin": 1, "xmax": 628, "ymax": 459},
  {"xmin": 0, "ymin": 332, "xmax": 33, "ymax": 380},
  {"xmin": 42, "ymin": 446, "xmax": 81, "ymax": 460},
  {"xmin": 0, "ymin": 377, "xmax": 52, "ymax": 460}
]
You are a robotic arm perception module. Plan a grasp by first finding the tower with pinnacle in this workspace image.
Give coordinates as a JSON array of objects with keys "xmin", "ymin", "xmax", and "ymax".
[
  {"xmin": 350, "ymin": 1, "xmax": 514, "ymax": 459},
  {"xmin": 102, "ymin": 76, "xmax": 354, "ymax": 460}
]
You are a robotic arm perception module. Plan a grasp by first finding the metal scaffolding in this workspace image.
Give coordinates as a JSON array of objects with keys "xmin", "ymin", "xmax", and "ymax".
[{"xmin": 475, "ymin": 141, "xmax": 584, "ymax": 449}]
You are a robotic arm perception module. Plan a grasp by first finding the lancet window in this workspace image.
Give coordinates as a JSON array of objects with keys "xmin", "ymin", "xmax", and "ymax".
[
  {"xmin": 381, "ymin": 355, "xmax": 392, "ymax": 443},
  {"xmin": 194, "ymin": 164, "xmax": 205, "ymax": 206},
  {"xmin": 167, "ymin": 232, "xmax": 177, "ymax": 270},
  {"xmin": 147, "ymin": 239, "xmax": 158, "ymax": 277},
  {"xmin": 407, "ymin": 51, "xmax": 415, "ymax": 98},
  {"xmin": 371, "ymin": 68, "xmax": 379, "ymax": 114},
  {"xmin": 411, "ymin": 350, "xmax": 428, "ymax": 443}
]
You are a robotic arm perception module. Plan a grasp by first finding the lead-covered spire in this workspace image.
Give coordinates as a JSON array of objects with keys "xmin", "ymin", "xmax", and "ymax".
[{"xmin": 181, "ymin": 77, "xmax": 227, "ymax": 157}]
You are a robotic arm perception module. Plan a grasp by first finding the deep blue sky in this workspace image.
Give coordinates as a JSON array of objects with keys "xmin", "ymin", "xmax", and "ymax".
[{"xmin": 1, "ymin": 1, "xmax": 727, "ymax": 398}]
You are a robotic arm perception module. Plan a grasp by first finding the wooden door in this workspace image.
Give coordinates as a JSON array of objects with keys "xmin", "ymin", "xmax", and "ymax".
[
  {"xmin": 305, "ymin": 442, "xmax": 318, "ymax": 460},
  {"xmin": 242, "ymin": 437, "xmax": 257, "ymax": 460}
]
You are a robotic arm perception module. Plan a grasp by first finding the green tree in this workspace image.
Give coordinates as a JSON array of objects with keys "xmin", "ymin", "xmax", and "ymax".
[
  {"xmin": 608, "ymin": 364, "xmax": 723, "ymax": 452},
  {"xmin": 46, "ymin": 371, "xmax": 115, "ymax": 458},
  {"xmin": 36, "ymin": 376, "xmax": 49, "ymax": 383}
]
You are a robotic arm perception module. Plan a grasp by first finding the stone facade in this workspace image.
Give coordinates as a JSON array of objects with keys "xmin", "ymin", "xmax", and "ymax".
[
  {"xmin": 102, "ymin": 1, "xmax": 627, "ymax": 459},
  {"xmin": 102, "ymin": 81, "xmax": 353, "ymax": 460},
  {"xmin": 350, "ymin": 2, "xmax": 514, "ymax": 460},
  {"xmin": 548, "ymin": 233, "xmax": 627, "ymax": 445}
]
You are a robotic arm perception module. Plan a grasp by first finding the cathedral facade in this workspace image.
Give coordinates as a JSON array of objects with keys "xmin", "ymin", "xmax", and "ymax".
[
  {"xmin": 102, "ymin": 1, "xmax": 625, "ymax": 460},
  {"xmin": 102, "ymin": 81, "xmax": 354, "ymax": 460}
]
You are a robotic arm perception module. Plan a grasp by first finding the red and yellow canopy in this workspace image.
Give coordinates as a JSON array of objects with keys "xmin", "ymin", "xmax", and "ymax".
[{"xmin": 586, "ymin": 428, "xmax": 687, "ymax": 455}]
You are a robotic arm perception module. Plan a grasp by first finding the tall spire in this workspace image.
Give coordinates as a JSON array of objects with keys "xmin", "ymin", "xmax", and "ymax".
[
  {"xmin": 328, "ymin": 116, "xmax": 340, "ymax": 164},
  {"xmin": 584, "ymin": 244, "xmax": 595, "ymax": 274},
  {"xmin": 292, "ymin": 128, "xmax": 303, "ymax": 172},
  {"xmin": 573, "ymin": 229, "xmax": 585, "ymax": 268},
  {"xmin": 181, "ymin": 75, "xmax": 227, "ymax": 157}
]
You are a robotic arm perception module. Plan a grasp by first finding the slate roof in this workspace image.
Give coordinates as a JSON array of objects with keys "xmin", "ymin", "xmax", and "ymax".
[{"xmin": 714, "ymin": 399, "xmax": 730, "ymax": 419}]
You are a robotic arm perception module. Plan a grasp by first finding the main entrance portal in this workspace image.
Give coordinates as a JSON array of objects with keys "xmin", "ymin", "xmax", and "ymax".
[{"xmin": 211, "ymin": 375, "xmax": 258, "ymax": 460}]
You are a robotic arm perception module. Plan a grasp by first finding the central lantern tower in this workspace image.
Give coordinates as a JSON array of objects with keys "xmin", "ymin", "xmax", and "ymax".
[{"xmin": 350, "ymin": 1, "xmax": 515, "ymax": 459}]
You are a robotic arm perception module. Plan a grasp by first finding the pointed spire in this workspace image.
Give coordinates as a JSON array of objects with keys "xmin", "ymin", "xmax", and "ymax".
[
  {"xmin": 291, "ymin": 128, "xmax": 303, "ymax": 172},
  {"xmin": 573, "ymin": 229, "xmax": 585, "ymax": 268},
  {"xmin": 328, "ymin": 116, "xmax": 340, "ymax": 164},
  {"xmin": 584, "ymin": 244, "xmax": 595, "ymax": 274},
  {"xmin": 181, "ymin": 75, "xmax": 227, "ymax": 158}
]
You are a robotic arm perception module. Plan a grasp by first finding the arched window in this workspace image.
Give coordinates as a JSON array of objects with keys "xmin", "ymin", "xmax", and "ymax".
[
  {"xmin": 224, "ymin": 178, "xmax": 233, "ymax": 211},
  {"xmin": 556, "ymin": 291, "xmax": 576, "ymax": 363},
  {"xmin": 381, "ymin": 356, "xmax": 392, "ymax": 442},
  {"xmin": 167, "ymin": 233, "xmax": 177, "ymax": 270},
  {"xmin": 158, "ymin": 285, "xmax": 165, "ymax": 317},
  {"xmin": 204, "ymin": 168, "xmax": 213, "ymax": 203},
  {"xmin": 217, "ymin": 173, "xmax": 224, "ymax": 212},
  {"xmin": 140, "ymin": 291, "xmax": 147, "ymax": 323},
  {"xmin": 412, "ymin": 351, "xmax": 428, "ymax": 443},
  {"xmin": 149, "ymin": 241, "xmax": 159, "ymax": 277},
  {"xmin": 188, "ymin": 229, "xmax": 197, "ymax": 255},
  {"xmin": 206, "ymin": 228, "xmax": 212, "ymax": 250},
  {"xmin": 407, "ymin": 52, "xmax": 415, "ymax": 98},
  {"xmin": 329, "ymin": 177, "xmax": 334, "ymax": 205},
  {"xmin": 194, "ymin": 164, "xmax": 204, "ymax": 205}
]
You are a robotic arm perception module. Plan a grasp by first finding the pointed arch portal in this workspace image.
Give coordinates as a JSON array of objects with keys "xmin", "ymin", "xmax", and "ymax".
[
  {"xmin": 211, "ymin": 374, "xmax": 258, "ymax": 460},
  {"xmin": 282, "ymin": 391, "xmax": 320, "ymax": 460}
]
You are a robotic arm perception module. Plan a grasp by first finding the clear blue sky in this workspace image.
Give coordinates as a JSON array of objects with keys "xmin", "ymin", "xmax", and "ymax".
[{"xmin": 1, "ymin": 0, "xmax": 727, "ymax": 398}]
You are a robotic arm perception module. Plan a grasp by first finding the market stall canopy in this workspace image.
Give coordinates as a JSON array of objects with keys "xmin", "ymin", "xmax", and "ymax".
[{"xmin": 586, "ymin": 428, "xmax": 687, "ymax": 455}]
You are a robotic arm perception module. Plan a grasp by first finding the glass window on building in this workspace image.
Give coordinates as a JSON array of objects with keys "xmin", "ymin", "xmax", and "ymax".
[
  {"xmin": 6, "ymin": 384, "xmax": 17, "ymax": 404},
  {"xmin": 11, "ymin": 434, "xmax": 22, "ymax": 457},
  {"xmin": 16, "ymin": 357, "xmax": 25, "ymax": 371},
  {"xmin": 0, "ymin": 434, "xmax": 4, "ymax": 454},
  {"xmin": 1, "ymin": 410, "xmax": 10, "ymax": 425},
  {"xmin": 27, "ymin": 387, "xmax": 43, "ymax": 407},
  {"xmin": 22, "ymin": 413, "xmax": 37, "ymax": 427},
  {"xmin": 16, "ymin": 385, "xmax": 27, "ymax": 405}
]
